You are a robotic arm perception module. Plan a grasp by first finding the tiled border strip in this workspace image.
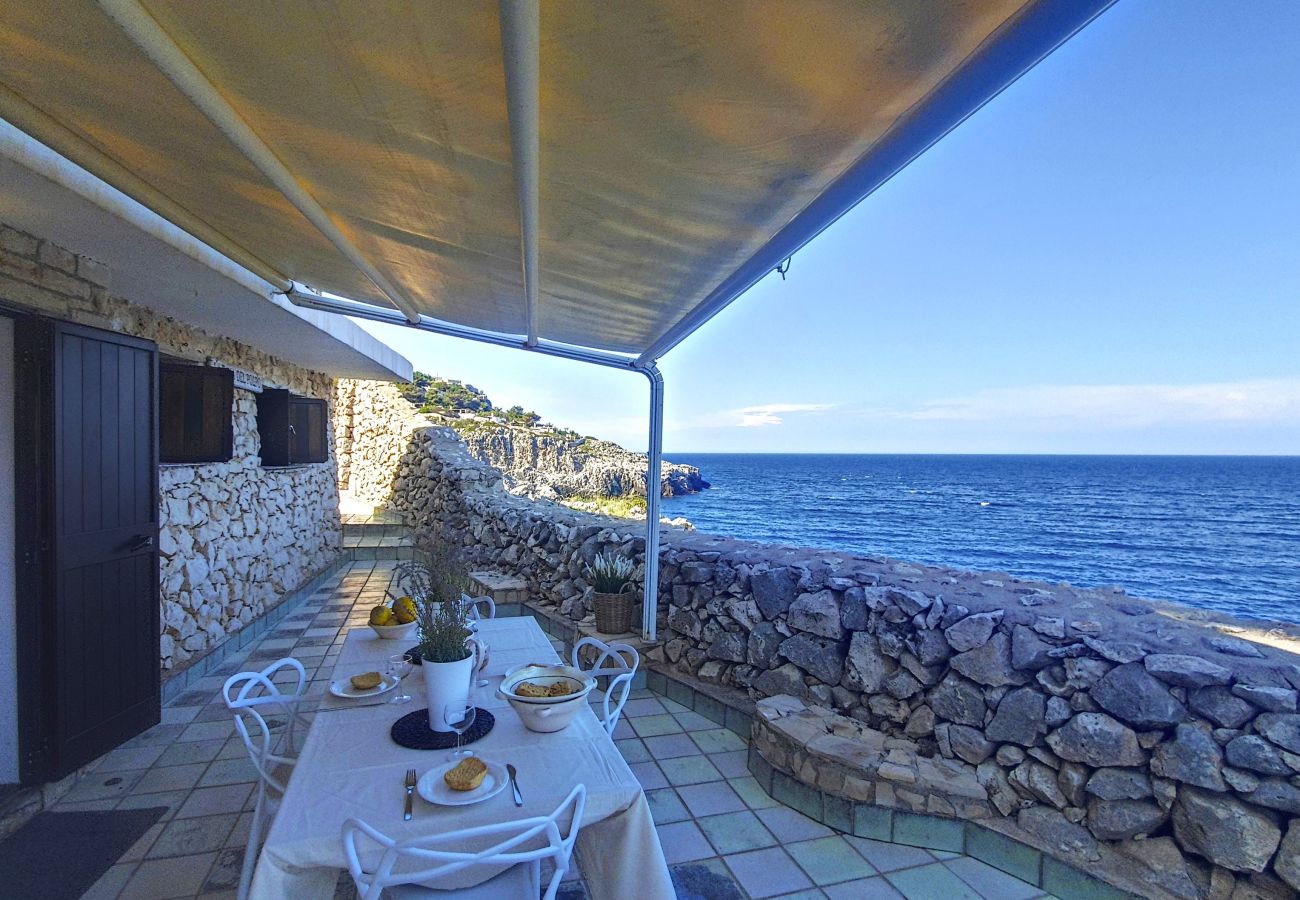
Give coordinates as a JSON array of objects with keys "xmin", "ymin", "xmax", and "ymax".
[
  {"xmin": 160, "ymin": 554, "xmax": 351, "ymax": 705},
  {"xmin": 641, "ymin": 663, "xmax": 1138, "ymax": 900}
]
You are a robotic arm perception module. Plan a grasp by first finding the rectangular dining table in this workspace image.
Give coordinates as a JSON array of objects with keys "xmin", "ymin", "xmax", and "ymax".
[{"xmin": 249, "ymin": 615, "xmax": 675, "ymax": 899}]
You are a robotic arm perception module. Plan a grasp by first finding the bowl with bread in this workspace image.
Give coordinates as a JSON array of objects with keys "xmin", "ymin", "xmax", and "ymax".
[{"xmin": 497, "ymin": 664, "xmax": 596, "ymax": 733}]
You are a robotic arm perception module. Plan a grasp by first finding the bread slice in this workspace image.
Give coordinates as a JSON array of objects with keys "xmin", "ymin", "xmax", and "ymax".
[
  {"xmin": 515, "ymin": 681, "xmax": 549, "ymax": 698},
  {"xmin": 547, "ymin": 681, "xmax": 575, "ymax": 697},
  {"xmin": 443, "ymin": 756, "xmax": 488, "ymax": 791},
  {"xmin": 350, "ymin": 671, "xmax": 383, "ymax": 691}
]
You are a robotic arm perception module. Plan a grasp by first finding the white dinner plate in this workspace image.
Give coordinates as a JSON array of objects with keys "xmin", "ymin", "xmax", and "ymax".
[
  {"xmin": 328, "ymin": 673, "xmax": 399, "ymax": 699},
  {"xmin": 417, "ymin": 758, "xmax": 509, "ymax": 807}
]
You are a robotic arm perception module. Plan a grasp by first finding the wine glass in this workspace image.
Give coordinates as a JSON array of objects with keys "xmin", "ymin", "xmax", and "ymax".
[
  {"xmin": 443, "ymin": 702, "xmax": 477, "ymax": 760},
  {"xmin": 387, "ymin": 653, "xmax": 412, "ymax": 704}
]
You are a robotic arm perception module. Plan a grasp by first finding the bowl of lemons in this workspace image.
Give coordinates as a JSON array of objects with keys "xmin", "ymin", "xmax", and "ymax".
[{"xmin": 368, "ymin": 596, "xmax": 419, "ymax": 640}]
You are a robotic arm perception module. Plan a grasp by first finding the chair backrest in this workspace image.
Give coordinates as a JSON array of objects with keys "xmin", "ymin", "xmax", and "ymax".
[
  {"xmin": 571, "ymin": 636, "xmax": 639, "ymax": 735},
  {"xmin": 343, "ymin": 784, "xmax": 587, "ymax": 900},
  {"xmin": 460, "ymin": 592, "xmax": 496, "ymax": 621},
  {"xmin": 232, "ymin": 706, "xmax": 295, "ymax": 795},
  {"xmin": 223, "ymin": 657, "xmax": 308, "ymax": 712}
]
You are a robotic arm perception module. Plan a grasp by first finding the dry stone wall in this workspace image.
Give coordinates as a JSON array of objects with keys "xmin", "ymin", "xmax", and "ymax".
[
  {"xmin": 1, "ymin": 222, "xmax": 343, "ymax": 674},
  {"xmin": 339, "ymin": 377, "xmax": 1300, "ymax": 898}
]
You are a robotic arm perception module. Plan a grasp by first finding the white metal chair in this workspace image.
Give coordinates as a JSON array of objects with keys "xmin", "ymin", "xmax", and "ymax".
[
  {"xmin": 571, "ymin": 636, "xmax": 640, "ymax": 735},
  {"xmin": 342, "ymin": 783, "xmax": 586, "ymax": 900},
  {"xmin": 460, "ymin": 593, "xmax": 496, "ymax": 621},
  {"xmin": 231, "ymin": 706, "xmax": 297, "ymax": 900},
  {"xmin": 222, "ymin": 656, "xmax": 311, "ymax": 755}
]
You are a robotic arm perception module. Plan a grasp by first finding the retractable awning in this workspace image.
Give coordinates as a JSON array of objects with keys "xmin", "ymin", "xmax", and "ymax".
[
  {"xmin": 0, "ymin": 0, "xmax": 1112, "ymax": 360},
  {"xmin": 0, "ymin": 0, "xmax": 1114, "ymax": 638}
]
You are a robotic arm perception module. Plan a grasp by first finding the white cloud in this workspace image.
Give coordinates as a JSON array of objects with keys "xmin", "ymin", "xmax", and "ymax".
[
  {"xmin": 904, "ymin": 379, "xmax": 1300, "ymax": 427},
  {"xmin": 690, "ymin": 402, "xmax": 834, "ymax": 429}
]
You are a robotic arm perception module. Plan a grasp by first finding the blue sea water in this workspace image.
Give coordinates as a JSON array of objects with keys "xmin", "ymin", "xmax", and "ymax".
[{"xmin": 661, "ymin": 454, "xmax": 1300, "ymax": 623}]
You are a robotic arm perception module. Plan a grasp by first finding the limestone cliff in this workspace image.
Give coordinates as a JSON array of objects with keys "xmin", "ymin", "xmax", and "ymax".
[
  {"xmin": 454, "ymin": 423, "xmax": 708, "ymax": 500},
  {"xmin": 390, "ymin": 372, "xmax": 708, "ymax": 501}
]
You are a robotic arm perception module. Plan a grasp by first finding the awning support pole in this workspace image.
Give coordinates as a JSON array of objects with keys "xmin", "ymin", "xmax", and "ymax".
[
  {"xmin": 96, "ymin": 0, "xmax": 424, "ymax": 324},
  {"xmin": 641, "ymin": 366, "xmax": 664, "ymax": 642},
  {"xmin": 287, "ymin": 288, "xmax": 664, "ymax": 642},
  {"xmin": 498, "ymin": 0, "xmax": 541, "ymax": 347}
]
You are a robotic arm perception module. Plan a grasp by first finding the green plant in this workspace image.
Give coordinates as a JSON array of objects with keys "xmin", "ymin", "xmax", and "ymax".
[
  {"xmin": 585, "ymin": 550, "xmax": 637, "ymax": 594},
  {"xmin": 392, "ymin": 554, "xmax": 474, "ymax": 663}
]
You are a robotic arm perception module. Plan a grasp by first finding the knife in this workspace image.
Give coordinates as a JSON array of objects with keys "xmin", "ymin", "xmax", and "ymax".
[
  {"xmin": 404, "ymin": 768, "xmax": 416, "ymax": 821},
  {"xmin": 506, "ymin": 763, "xmax": 523, "ymax": 807}
]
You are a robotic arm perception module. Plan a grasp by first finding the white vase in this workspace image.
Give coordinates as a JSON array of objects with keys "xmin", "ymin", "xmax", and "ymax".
[{"xmin": 420, "ymin": 638, "xmax": 483, "ymax": 732}]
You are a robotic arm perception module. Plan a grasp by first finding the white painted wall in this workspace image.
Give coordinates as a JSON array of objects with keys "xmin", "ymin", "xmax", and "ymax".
[{"xmin": 0, "ymin": 317, "xmax": 16, "ymax": 783}]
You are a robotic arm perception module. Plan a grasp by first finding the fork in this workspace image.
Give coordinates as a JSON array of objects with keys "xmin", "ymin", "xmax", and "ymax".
[{"xmin": 404, "ymin": 768, "xmax": 417, "ymax": 820}]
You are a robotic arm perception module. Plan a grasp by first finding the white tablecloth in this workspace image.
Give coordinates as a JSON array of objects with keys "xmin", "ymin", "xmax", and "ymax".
[{"xmin": 250, "ymin": 617, "xmax": 675, "ymax": 900}]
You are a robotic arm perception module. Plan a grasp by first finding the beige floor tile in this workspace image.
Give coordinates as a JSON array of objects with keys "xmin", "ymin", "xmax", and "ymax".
[
  {"xmin": 176, "ymin": 783, "xmax": 253, "ymax": 819},
  {"xmin": 121, "ymin": 852, "xmax": 217, "ymax": 900}
]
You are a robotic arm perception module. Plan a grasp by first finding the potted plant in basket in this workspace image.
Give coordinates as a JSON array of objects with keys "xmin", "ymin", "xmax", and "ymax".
[
  {"xmin": 585, "ymin": 550, "xmax": 638, "ymax": 634},
  {"xmin": 396, "ymin": 555, "xmax": 482, "ymax": 733}
]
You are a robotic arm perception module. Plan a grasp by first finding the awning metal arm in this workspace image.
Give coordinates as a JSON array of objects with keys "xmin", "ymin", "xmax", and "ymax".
[
  {"xmin": 288, "ymin": 287, "xmax": 664, "ymax": 641},
  {"xmin": 499, "ymin": 0, "xmax": 541, "ymax": 347},
  {"xmin": 96, "ymin": 0, "xmax": 424, "ymax": 325}
]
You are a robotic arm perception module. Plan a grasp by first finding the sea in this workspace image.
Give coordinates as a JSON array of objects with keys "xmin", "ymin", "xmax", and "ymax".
[{"xmin": 660, "ymin": 454, "xmax": 1300, "ymax": 623}]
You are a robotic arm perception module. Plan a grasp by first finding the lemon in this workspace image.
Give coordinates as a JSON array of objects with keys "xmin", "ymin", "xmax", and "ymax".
[
  {"xmin": 369, "ymin": 605, "xmax": 395, "ymax": 626},
  {"xmin": 392, "ymin": 596, "xmax": 418, "ymax": 624}
]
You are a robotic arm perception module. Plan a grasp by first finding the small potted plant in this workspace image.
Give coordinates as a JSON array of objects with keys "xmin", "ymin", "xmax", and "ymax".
[
  {"xmin": 395, "ymin": 556, "xmax": 481, "ymax": 733},
  {"xmin": 585, "ymin": 550, "xmax": 638, "ymax": 634}
]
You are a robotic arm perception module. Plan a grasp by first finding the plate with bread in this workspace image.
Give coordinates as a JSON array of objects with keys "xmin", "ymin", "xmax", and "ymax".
[
  {"xmin": 417, "ymin": 756, "xmax": 508, "ymax": 806},
  {"xmin": 329, "ymin": 670, "xmax": 400, "ymax": 699}
]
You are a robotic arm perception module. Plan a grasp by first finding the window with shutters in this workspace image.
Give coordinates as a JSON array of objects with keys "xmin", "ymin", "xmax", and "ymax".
[
  {"xmin": 256, "ymin": 388, "xmax": 328, "ymax": 466},
  {"xmin": 159, "ymin": 363, "xmax": 233, "ymax": 463}
]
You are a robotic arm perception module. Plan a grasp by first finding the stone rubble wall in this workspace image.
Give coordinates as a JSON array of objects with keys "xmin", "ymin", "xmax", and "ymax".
[
  {"xmin": 1, "ymin": 222, "xmax": 343, "ymax": 674},
  {"xmin": 340, "ymin": 377, "xmax": 1300, "ymax": 898},
  {"xmin": 334, "ymin": 378, "xmax": 434, "ymax": 504}
]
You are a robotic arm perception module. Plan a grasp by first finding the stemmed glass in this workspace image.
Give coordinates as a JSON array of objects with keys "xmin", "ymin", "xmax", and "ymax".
[
  {"xmin": 443, "ymin": 702, "xmax": 477, "ymax": 760},
  {"xmin": 387, "ymin": 653, "xmax": 413, "ymax": 704}
]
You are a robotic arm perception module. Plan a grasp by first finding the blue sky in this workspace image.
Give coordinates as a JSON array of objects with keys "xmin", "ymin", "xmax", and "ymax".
[{"xmin": 358, "ymin": 0, "xmax": 1300, "ymax": 456}]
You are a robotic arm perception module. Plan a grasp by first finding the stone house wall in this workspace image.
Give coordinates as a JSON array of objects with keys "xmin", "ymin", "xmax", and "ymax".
[
  {"xmin": 0, "ymin": 222, "xmax": 342, "ymax": 674},
  {"xmin": 340, "ymin": 377, "xmax": 1300, "ymax": 897}
]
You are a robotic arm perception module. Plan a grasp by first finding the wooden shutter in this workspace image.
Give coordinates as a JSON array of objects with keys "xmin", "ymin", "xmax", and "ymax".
[
  {"xmin": 289, "ymin": 397, "xmax": 327, "ymax": 463},
  {"xmin": 256, "ymin": 389, "xmax": 327, "ymax": 465},
  {"xmin": 159, "ymin": 363, "xmax": 233, "ymax": 463}
]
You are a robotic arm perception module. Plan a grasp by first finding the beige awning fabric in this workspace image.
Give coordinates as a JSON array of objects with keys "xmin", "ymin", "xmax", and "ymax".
[{"xmin": 0, "ymin": 1, "xmax": 1099, "ymax": 356}]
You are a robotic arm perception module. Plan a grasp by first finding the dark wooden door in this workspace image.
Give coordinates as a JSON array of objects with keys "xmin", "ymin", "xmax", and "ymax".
[{"xmin": 20, "ymin": 321, "xmax": 160, "ymax": 778}]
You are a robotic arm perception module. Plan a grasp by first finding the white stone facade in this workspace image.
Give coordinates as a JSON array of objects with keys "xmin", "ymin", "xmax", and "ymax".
[{"xmin": 0, "ymin": 222, "xmax": 343, "ymax": 674}]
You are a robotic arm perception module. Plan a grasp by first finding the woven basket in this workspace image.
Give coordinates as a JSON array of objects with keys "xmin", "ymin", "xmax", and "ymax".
[{"xmin": 592, "ymin": 587, "xmax": 636, "ymax": 634}]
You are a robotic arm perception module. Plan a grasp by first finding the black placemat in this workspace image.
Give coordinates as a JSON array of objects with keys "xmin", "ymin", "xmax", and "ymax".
[{"xmin": 391, "ymin": 707, "xmax": 495, "ymax": 750}]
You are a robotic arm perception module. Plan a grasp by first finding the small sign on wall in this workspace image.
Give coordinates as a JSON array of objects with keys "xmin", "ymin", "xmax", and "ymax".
[{"xmin": 207, "ymin": 358, "xmax": 262, "ymax": 393}]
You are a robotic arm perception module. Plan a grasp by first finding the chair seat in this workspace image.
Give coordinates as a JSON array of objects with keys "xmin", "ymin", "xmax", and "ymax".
[{"xmin": 383, "ymin": 860, "xmax": 537, "ymax": 899}]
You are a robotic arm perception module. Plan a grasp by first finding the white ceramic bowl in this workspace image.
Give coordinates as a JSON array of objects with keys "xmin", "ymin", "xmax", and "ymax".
[
  {"xmin": 368, "ymin": 620, "xmax": 418, "ymax": 641},
  {"xmin": 498, "ymin": 664, "xmax": 596, "ymax": 733}
]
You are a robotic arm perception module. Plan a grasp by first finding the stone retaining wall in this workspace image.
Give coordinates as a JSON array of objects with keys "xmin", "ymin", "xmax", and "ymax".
[
  {"xmin": 338, "ymin": 377, "xmax": 1300, "ymax": 899},
  {"xmin": 1, "ymin": 222, "xmax": 342, "ymax": 674}
]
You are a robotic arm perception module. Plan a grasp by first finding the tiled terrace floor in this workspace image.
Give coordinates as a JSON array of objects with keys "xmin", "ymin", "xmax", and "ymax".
[{"xmin": 64, "ymin": 561, "xmax": 1054, "ymax": 900}]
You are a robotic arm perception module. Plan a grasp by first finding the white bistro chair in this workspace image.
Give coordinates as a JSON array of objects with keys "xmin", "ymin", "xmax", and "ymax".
[
  {"xmin": 230, "ymin": 706, "xmax": 297, "ymax": 900},
  {"xmin": 460, "ymin": 593, "xmax": 496, "ymax": 622},
  {"xmin": 222, "ymin": 656, "xmax": 311, "ymax": 754},
  {"xmin": 342, "ymin": 784, "xmax": 586, "ymax": 900},
  {"xmin": 570, "ymin": 636, "xmax": 640, "ymax": 735}
]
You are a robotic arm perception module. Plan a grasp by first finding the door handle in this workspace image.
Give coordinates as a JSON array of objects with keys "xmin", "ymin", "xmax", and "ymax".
[{"xmin": 128, "ymin": 534, "xmax": 155, "ymax": 553}]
